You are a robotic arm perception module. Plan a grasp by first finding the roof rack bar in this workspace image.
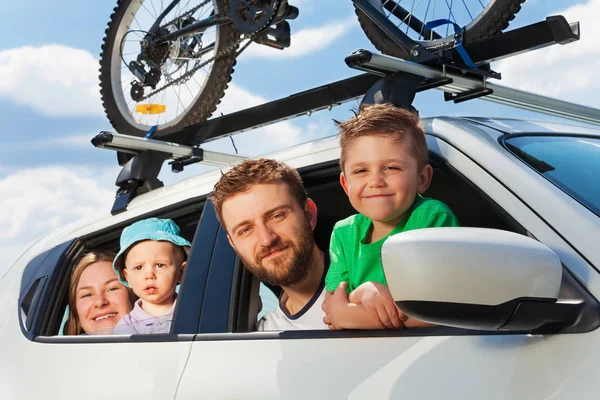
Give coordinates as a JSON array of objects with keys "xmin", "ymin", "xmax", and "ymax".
[
  {"xmin": 92, "ymin": 131, "xmax": 246, "ymax": 167},
  {"xmin": 348, "ymin": 51, "xmax": 600, "ymax": 126},
  {"xmin": 157, "ymin": 73, "xmax": 381, "ymax": 146}
]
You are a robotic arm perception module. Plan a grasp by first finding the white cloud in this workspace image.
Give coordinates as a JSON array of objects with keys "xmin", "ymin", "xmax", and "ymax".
[
  {"xmin": 0, "ymin": 166, "xmax": 116, "ymax": 273},
  {"xmin": 495, "ymin": 0, "xmax": 600, "ymax": 108},
  {"xmin": 240, "ymin": 17, "xmax": 356, "ymax": 60},
  {"xmin": 210, "ymin": 82, "xmax": 304, "ymax": 152},
  {"xmin": 0, "ymin": 45, "xmax": 102, "ymax": 116}
]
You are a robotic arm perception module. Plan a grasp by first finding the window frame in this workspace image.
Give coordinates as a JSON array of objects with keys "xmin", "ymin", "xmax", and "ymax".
[
  {"xmin": 27, "ymin": 195, "xmax": 224, "ymax": 344},
  {"xmin": 500, "ymin": 132, "xmax": 600, "ymax": 218}
]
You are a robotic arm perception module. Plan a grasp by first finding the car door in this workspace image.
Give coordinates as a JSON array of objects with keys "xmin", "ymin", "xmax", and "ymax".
[
  {"xmin": 175, "ymin": 138, "xmax": 600, "ymax": 399},
  {"xmin": 0, "ymin": 201, "xmax": 222, "ymax": 400}
]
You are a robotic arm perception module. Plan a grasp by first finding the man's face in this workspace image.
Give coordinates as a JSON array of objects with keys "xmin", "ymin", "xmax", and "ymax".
[{"xmin": 221, "ymin": 182, "xmax": 317, "ymax": 286}]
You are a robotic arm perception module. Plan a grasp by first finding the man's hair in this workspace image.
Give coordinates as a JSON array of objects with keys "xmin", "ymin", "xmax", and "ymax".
[
  {"xmin": 336, "ymin": 103, "xmax": 428, "ymax": 170},
  {"xmin": 211, "ymin": 158, "xmax": 308, "ymax": 228}
]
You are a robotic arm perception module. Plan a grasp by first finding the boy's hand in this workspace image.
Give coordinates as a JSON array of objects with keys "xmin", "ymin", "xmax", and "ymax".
[
  {"xmin": 348, "ymin": 282, "xmax": 405, "ymax": 329},
  {"xmin": 322, "ymin": 282, "xmax": 350, "ymax": 330}
]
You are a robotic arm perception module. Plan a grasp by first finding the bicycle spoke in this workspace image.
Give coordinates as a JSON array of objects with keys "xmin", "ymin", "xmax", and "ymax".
[
  {"xmin": 461, "ymin": 0, "xmax": 473, "ymax": 19},
  {"xmin": 141, "ymin": 0, "xmax": 156, "ymax": 19},
  {"xmin": 419, "ymin": 0, "xmax": 433, "ymax": 39}
]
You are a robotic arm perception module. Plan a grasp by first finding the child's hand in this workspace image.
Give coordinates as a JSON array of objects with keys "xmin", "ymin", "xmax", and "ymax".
[
  {"xmin": 348, "ymin": 282, "xmax": 405, "ymax": 329},
  {"xmin": 322, "ymin": 282, "xmax": 350, "ymax": 330}
]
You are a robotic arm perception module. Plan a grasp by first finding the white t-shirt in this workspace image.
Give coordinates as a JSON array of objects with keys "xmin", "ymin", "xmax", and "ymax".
[{"xmin": 256, "ymin": 285, "xmax": 328, "ymax": 331}]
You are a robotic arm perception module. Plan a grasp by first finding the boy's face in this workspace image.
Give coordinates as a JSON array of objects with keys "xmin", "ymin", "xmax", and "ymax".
[
  {"xmin": 340, "ymin": 134, "xmax": 432, "ymax": 224},
  {"xmin": 123, "ymin": 240, "xmax": 185, "ymax": 306}
]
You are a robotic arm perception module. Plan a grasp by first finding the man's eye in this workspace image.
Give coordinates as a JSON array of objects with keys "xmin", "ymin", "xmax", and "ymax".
[
  {"xmin": 353, "ymin": 168, "xmax": 367, "ymax": 174},
  {"xmin": 133, "ymin": 266, "xmax": 142, "ymax": 271},
  {"xmin": 271, "ymin": 212, "xmax": 285, "ymax": 221},
  {"xmin": 238, "ymin": 226, "xmax": 252, "ymax": 236},
  {"xmin": 385, "ymin": 165, "xmax": 401, "ymax": 171}
]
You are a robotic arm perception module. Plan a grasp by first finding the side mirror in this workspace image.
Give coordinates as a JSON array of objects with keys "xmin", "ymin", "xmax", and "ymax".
[{"xmin": 382, "ymin": 228, "xmax": 563, "ymax": 330}]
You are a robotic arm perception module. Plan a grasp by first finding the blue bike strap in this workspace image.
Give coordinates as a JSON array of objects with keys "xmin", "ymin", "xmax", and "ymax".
[
  {"xmin": 145, "ymin": 125, "xmax": 158, "ymax": 139},
  {"xmin": 422, "ymin": 19, "xmax": 476, "ymax": 68}
]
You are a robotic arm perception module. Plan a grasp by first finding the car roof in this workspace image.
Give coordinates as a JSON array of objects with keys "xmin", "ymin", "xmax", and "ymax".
[{"xmin": 452, "ymin": 117, "xmax": 600, "ymax": 138}]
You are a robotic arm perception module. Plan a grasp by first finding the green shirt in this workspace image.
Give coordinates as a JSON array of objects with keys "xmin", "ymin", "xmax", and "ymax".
[{"xmin": 325, "ymin": 196, "xmax": 460, "ymax": 293}]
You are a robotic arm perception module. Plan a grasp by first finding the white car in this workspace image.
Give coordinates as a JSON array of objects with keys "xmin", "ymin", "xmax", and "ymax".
[{"xmin": 1, "ymin": 114, "xmax": 599, "ymax": 399}]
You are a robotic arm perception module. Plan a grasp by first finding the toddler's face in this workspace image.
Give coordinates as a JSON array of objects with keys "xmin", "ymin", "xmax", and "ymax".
[
  {"xmin": 341, "ymin": 134, "xmax": 431, "ymax": 224},
  {"xmin": 123, "ymin": 240, "xmax": 184, "ymax": 306}
]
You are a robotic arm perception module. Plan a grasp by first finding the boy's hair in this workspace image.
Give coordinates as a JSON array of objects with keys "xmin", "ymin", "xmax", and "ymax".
[
  {"xmin": 336, "ymin": 103, "xmax": 428, "ymax": 170},
  {"xmin": 212, "ymin": 158, "xmax": 308, "ymax": 228}
]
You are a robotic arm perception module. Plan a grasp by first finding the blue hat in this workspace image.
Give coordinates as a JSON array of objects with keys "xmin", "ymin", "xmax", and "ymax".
[{"xmin": 113, "ymin": 218, "xmax": 191, "ymax": 286}]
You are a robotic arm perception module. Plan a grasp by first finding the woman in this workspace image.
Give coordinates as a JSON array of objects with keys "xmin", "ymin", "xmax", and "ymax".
[{"xmin": 67, "ymin": 251, "xmax": 134, "ymax": 335}]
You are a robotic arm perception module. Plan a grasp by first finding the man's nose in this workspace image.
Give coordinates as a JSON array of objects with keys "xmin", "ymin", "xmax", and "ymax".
[{"xmin": 257, "ymin": 223, "xmax": 278, "ymax": 247}]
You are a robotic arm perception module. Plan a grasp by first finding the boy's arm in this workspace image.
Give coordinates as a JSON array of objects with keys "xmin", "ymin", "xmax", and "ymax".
[
  {"xmin": 348, "ymin": 282, "xmax": 435, "ymax": 329},
  {"xmin": 322, "ymin": 282, "xmax": 388, "ymax": 330},
  {"xmin": 325, "ymin": 229, "xmax": 349, "ymax": 293}
]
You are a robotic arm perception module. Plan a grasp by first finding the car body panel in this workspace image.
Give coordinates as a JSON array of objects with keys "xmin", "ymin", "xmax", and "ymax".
[{"xmin": 176, "ymin": 330, "xmax": 600, "ymax": 400}]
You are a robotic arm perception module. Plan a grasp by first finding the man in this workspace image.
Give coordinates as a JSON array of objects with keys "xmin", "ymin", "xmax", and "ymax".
[{"xmin": 211, "ymin": 158, "xmax": 328, "ymax": 330}]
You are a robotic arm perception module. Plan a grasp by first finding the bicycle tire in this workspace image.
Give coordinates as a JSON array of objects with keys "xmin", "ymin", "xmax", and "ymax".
[
  {"xmin": 355, "ymin": 0, "xmax": 527, "ymax": 59},
  {"xmin": 99, "ymin": 0, "xmax": 239, "ymax": 137}
]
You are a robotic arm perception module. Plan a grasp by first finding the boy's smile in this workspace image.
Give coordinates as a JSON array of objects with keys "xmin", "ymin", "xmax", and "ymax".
[{"xmin": 341, "ymin": 134, "xmax": 432, "ymax": 229}]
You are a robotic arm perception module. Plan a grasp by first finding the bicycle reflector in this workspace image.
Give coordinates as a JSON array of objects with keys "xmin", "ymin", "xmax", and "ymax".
[{"xmin": 135, "ymin": 104, "xmax": 166, "ymax": 114}]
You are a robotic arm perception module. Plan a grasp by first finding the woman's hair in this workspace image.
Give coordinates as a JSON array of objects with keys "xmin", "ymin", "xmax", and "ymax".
[{"xmin": 66, "ymin": 251, "xmax": 122, "ymax": 335}]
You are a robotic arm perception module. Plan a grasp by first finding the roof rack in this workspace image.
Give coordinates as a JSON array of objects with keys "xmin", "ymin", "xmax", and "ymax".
[{"xmin": 93, "ymin": 10, "xmax": 596, "ymax": 215}]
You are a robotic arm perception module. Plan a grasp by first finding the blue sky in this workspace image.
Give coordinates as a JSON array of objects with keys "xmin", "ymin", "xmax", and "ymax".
[{"xmin": 1, "ymin": 0, "xmax": 598, "ymax": 274}]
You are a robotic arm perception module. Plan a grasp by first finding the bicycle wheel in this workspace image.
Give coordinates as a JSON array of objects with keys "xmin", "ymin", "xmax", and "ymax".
[
  {"xmin": 99, "ymin": 0, "xmax": 239, "ymax": 137},
  {"xmin": 356, "ymin": 0, "xmax": 526, "ymax": 59}
]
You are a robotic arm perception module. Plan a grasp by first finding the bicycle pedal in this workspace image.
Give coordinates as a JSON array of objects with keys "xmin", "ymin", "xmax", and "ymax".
[
  {"xmin": 254, "ymin": 21, "xmax": 291, "ymax": 50},
  {"xmin": 285, "ymin": 5, "xmax": 299, "ymax": 20}
]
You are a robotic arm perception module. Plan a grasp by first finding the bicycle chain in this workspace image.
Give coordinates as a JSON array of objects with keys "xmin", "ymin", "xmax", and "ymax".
[{"xmin": 140, "ymin": 0, "xmax": 279, "ymax": 101}]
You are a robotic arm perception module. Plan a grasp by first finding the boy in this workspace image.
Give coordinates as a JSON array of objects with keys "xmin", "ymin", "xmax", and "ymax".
[
  {"xmin": 323, "ymin": 103, "xmax": 459, "ymax": 330},
  {"xmin": 112, "ymin": 217, "xmax": 190, "ymax": 334}
]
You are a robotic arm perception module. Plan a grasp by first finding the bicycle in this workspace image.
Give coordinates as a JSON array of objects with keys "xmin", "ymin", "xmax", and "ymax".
[{"xmin": 99, "ymin": 0, "xmax": 527, "ymax": 138}]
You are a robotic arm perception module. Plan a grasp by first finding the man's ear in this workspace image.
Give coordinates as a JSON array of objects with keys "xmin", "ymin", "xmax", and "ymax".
[
  {"xmin": 340, "ymin": 172, "xmax": 349, "ymax": 196},
  {"xmin": 417, "ymin": 164, "xmax": 433, "ymax": 193},
  {"xmin": 227, "ymin": 234, "xmax": 235, "ymax": 249},
  {"xmin": 305, "ymin": 198, "xmax": 318, "ymax": 230}
]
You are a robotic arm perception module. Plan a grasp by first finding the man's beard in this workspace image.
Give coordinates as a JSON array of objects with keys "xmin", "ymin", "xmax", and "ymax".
[{"xmin": 241, "ymin": 219, "xmax": 314, "ymax": 286}]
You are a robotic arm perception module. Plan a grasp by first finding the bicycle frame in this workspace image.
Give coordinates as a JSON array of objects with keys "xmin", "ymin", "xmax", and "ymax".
[{"xmin": 145, "ymin": 0, "xmax": 230, "ymax": 46}]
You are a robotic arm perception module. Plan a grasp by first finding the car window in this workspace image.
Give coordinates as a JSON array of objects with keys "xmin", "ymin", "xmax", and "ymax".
[{"xmin": 504, "ymin": 135, "xmax": 600, "ymax": 217}]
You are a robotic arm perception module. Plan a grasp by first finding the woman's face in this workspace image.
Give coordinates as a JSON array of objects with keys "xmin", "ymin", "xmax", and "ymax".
[{"xmin": 75, "ymin": 261, "xmax": 132, "ymax": 334}]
